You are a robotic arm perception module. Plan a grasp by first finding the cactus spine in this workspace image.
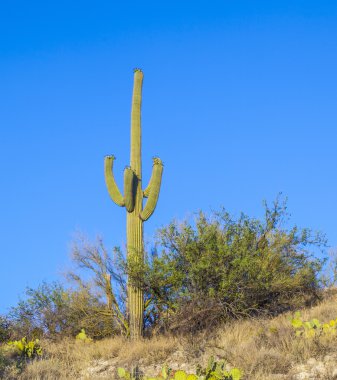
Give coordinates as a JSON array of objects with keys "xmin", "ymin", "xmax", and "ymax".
[{"xmin": 104, "ymin": 69, "xmax": 163, "ymax": 339}]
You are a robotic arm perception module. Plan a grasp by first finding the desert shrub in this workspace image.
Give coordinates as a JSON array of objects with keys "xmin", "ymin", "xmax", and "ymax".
[
  {"xmin": 8, "ymin": 282, "xmax": 69, "ymax": 339},
  {"xmin": 0, "ymin": 316, "xmax": 12, "ymax": 343},
  {"xmin": 7, "ymin": 236, "xmax": 130, "ymax": 341},
  {"xmin": 141, "ymin": 196, "xmax": 326, "ymax": 333},
  {"xmin": 7, "ymin": 281, "xmax": 119, "ymax": 340},
  {"xmin": 7, "ymin": 196, "xmax": 325, "ymax": 338},
  {"xmin": 67, "ymin": 234, "xmax": 129, "ymax": 336},
  {"xmin": 0, "ymin": 347, "xmax": 10, "ymax": 378}
]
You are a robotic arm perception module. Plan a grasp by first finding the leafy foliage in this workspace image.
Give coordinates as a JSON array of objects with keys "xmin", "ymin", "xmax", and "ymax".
[
  {"xmin": 68, "ymin": 234, "xmax": 129, "ymax": 335},
  {"xmin": 141, "ymin": 196, "xmax": 326, "ymax": 333},
  {"xmin": 7, "ymin": 281, "xmax": 119, "ymax": 340},
  {"xmin": 3, "ymin": 196, "xmax": 326, "ymax": 339},
  {"xmin": 0, "ymin": 348, "xmax": 10, "ymax": 378},
  {"xmin": 0, "ymin": 316, "xmax": 12, "ymax": 343}
]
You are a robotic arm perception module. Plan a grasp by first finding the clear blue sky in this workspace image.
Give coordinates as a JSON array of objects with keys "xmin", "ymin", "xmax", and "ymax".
[{"xmin": 1, "ymin": 1, "xmax": 336, "ymax": 313}]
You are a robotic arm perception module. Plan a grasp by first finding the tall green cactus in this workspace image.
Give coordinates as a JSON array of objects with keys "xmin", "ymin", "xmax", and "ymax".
[{"xmin": 104, "ymin": 69, "xmax": 163, "ymax": 339}]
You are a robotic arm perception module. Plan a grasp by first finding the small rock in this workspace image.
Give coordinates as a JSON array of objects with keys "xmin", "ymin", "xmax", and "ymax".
[
  {"xmin": 324, "ymin": 355, "xmax": 334, "ymax": 363},
  {"xmin": 294, "ymin": 372, "xmax": 311, "ymax": 380},
  {"xmin": 311, "ymin": 361, "xmax": 326, "ymax": 375},
  {"xmin": 306, "ymin": 358, "xmax": 317, "ymax": 366}
]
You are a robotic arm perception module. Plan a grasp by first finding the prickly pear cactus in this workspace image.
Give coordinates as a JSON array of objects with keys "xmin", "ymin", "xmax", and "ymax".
[
  {"xmin": 116, "ymin": 361, "xmax": 242, "ymax": 380},
  {"xmin": 174, "ymin": 370, "xmax": 188, "ymax": 380},
  {"xmin": 75, "ymin": 328, "xmax": 92, "ymax": 343},
  {"xmin": 105, "ymin": 69, "xmax": 163, "ymax": 339}
]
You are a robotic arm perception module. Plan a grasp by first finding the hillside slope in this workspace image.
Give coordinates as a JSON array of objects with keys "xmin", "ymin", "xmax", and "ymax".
[{"xmin": 2, "ymin": 290, "xmax": 337, "ymax": 380}]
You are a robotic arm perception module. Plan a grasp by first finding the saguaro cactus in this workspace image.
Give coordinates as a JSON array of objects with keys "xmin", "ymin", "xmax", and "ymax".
[{"xmin": 104, "ymin": 69, "xmax": 163, "ymax": 339}]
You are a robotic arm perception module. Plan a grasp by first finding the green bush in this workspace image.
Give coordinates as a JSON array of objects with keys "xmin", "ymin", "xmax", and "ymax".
[
  {"xmin": 4, "ymin": 196, "xmax": 326, "ymax": 338},
  {"xmin": 0, "ymin": 348, "xmax": 10, "ymax": 378},
  {"xmin": 7, "ymin": 282, "xmax": 119, "ymax": 340},
  {"xmin": 141, "ymin": 196, "xmax": 326, "ymax": 333},
  {"xmin": 0, "ymin": 316, "xmax": 11, "ymax": 343}
]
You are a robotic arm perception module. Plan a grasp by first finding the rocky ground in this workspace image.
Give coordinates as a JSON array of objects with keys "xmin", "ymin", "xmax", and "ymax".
[{"xmin": 81, "ymin": 352, "xmax": 337, "ymax": 380}]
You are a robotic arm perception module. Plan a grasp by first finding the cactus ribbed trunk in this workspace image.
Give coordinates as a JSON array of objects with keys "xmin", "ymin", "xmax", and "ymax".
[
  {"xmin": 126, "ymin": 214, "xmax": 143, "ymax": 339},
  {"xmin": 127, "ymin": 70, "xmax": 144, "ymax": 340},
  {"xmin": 104, "ymin": 69, "xmax": 163, "ymax": 339}
]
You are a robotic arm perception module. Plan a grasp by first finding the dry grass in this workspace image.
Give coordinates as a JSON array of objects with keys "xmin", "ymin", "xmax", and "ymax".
[
  {"xmin": 8, "ymin": 335, "xmax": 178, "ymax": 379},
  {"xmin": 203, "ymin": 290, "xmax": 337, "ymax": 379},
  {"xmin": 2, "ymin": 290, "xmax": 337, "ymax": 379}
]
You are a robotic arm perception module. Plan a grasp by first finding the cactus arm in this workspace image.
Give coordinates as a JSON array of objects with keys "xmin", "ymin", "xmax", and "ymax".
[
  {"xmin": 143, "ymin": 157, "xmax": 157, "ymax": 198},
  {"xmin": 143, "ymin": 180, "xmax": 151, "ymax": 198},
  {"xmin": 140, "ymin": 157, "xmax": 163, "ymax": 221},
  {"xmin": 124, "ymin": 167, "xmax": 137, "ymax": 213},
  {"xmin": 104, "ymin": 155, "xmax": 125, "ymax": 207}
]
